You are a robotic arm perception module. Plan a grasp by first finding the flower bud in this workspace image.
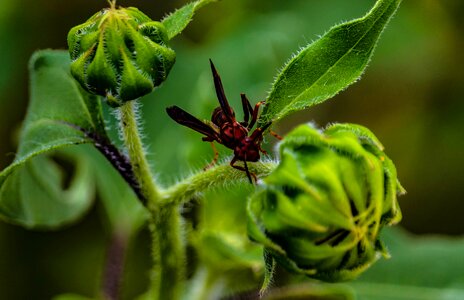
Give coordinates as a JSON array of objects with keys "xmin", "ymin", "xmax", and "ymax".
[
  {"xmin": 67, "ymin": 6, "xmax": 176, "ymax": 107},
  {"xmin": 247, "ymin": 123, "xmax": 404, "ymax": 281}
]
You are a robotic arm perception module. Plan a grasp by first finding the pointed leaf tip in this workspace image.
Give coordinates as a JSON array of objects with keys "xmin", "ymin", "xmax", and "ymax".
[{"xmin": 258, "ymin": 0, "xmax": 402, "ymax": 126}]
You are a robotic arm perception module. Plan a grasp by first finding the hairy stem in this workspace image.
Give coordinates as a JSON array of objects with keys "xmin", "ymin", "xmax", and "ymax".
[
  {"xmin": 148, "ymin": 205, "xmax": 185, "ymax": 300},
  {"xmin": 118, "ymin": 100, "xmax": 161, "ymax": 207},
  {"xmin": 117, "ymin": 101, "xmax": 277, "ymax": 300},
  {"xmin": 162, "ymin": 161, "xmax": 278, "ymax": 206},
  {"xmin": 117, "ymin": 100, "xmax": 185, "ymax": 300}
]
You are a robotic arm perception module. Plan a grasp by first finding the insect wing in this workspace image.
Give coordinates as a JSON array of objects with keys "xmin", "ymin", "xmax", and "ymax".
[
  {"xmin": 240, "ymin": 93, "xmax": 253, "ymax": 126},
  {"xmin": 209, "ymin": 59, "xmax": 235, "ymax": 120},
  {"xmin": 166, "ymin": 106, "xmax": 220, "ymax": 139}
]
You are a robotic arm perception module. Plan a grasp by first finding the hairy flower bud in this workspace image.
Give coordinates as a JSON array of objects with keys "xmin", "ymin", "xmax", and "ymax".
[
  {"xmin": 67, "ymin": 6, "xmax": 176, "ymax": 107},
  {"xmin": 247, "ymin": 123, "xmax": 404, "ymax": 281}
]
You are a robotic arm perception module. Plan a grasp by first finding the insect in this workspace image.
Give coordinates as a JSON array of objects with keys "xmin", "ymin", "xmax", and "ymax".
[{"xmin": 166, "ymin": 60, "xmax": 276, "ymax": 183}]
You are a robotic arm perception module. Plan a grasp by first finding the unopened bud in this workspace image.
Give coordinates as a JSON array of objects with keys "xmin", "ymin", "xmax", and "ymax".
[
  {"xmin": 68, "ymin": 6, "xmax": 176, "ymax": 107},
  {"xmin": 247, "ymin": 123, "xmax": 404, "ymax": 281}
]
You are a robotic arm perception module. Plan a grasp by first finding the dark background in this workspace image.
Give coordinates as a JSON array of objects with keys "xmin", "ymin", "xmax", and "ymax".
[{"xmin": 1, "ymin": 0, "xmax": 463, "ymax": 298}]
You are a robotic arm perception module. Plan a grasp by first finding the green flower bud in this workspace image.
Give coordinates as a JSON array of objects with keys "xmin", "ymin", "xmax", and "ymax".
[
  {"xmin": 247, "ymin": 123, "xmax": 404, "ymax": 281},
  {"xmin": 67, "ymin": 6, "xmax": 176, "ymax": 107}
]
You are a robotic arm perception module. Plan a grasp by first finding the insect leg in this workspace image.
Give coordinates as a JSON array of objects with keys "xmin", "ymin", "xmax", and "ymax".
[
  {"xmin": 204, "ymin": 142, "xmax": 219, "ymax": 170},
  {"xmin": 259, "ymin": 144, "xmax": 269, "ymax": 156},
  {"xmin": 248, "ymin": 101, "xmax": 265, "ymax": 130},
  {"xmin": 270, "ymin": 130, "xmax": 283, "ymax": 140},
  {"xmin": 243, "ymin": 160, "xmax": 255, "ymax": 184},
  {"xmin": 249, "ymin": 122, "xmax": 272, "ymax": 140},
  {"xmin": 230, "ymin": 157, "xmax": 256, "ymax": 184}
]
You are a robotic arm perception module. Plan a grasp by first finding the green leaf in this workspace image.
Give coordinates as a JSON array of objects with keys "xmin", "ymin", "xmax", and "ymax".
[
  {"xmin": 260, "ymin": 249, "xmax": 277, "ymax": 297},
  {"xmin": 0, "ymin": 50, "xmax": 106, "ymax": 228},
  {"xmin": 1, "ymin": 50, "xmax": 105, "ymax": 182},
  {"xmin": 193, "ymin": 231, "xmax": 262, "ymax": 271},
  {"xmin": 193, "ymin": 186, "xmax": 263, "ymax": 271},
  {"xmin": 258, "ymin": 0, "xmax": 402, "ymax": 126},
  {"xmin": 162, "ymin": 0, "xmax": 217, "ymax": 40},
  {"xmin": 0, "ymin": 147, "xmax": 94, "ymax": 228}
]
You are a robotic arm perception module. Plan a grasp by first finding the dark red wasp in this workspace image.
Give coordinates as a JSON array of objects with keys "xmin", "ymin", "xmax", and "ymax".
[{"xmin": 166, "ymin": 60, "xmax": 275, "ymax": 183}]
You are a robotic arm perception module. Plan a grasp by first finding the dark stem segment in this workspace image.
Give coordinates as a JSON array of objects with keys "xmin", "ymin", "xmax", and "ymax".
[
  {"xmin": 89, "ymin": 131, "xmax": 146, "ymax": 203},
  {"xmin": 58, "ymin": 120, "xmax": 146, "ymax": 203},
  {"xmin": 101, "ymin": 232, "xmax": 128, "ymax": 300}
]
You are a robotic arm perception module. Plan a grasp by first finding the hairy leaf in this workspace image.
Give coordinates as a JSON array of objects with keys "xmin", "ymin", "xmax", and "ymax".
[
  {"xmin": 259, "ymin": 0, "xmax": 402, "ymax": 126},
  {"xmin": 260, "ymin": 250, "xmax": 277, "ymax": 297},
  {"xmin": 0, "ymin": 50, "xmax": 105, "ymax": 228},
  {"xmin": 162, "ymin": 0, "xmax": 217, "ymax": 40},
  {"xmin": 0, "ymin": 50, "xmax": 105, "ymax": 182}
]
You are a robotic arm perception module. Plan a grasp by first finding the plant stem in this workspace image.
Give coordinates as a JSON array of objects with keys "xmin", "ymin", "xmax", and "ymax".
[
  {"xmin": 117, "ymin": 101, "xmax": 277, "ymax": 300},
  {"xmin": 161, "ymin": 161, "xmax": 278, "ymax": 206},
  {"xmin": 118, "ymin": 100, "xmax": 161, "ymax": 207},
  {"xmin": 118, "ymin": 100, "xmax": 185, "ymax": 300},
  {"xmin": 148, "ymin": 205, "xmax": 185, "ymax": 300},
  {"xmin": 101, "ymin": 231, "xmax": 128, "ymax": 300}
]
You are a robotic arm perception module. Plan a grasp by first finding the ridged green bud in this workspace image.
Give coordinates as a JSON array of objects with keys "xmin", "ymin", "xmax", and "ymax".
[
  {"xmin": 247, "ymin": 123, "xmax": 404, "ymax": 281},
  {"xmin": 67, "ymin": 6, "xmax": 176, "ymax": 107}
]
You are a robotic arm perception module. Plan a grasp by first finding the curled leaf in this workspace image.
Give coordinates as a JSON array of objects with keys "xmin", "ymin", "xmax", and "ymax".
[
  {"xmin": 0, "ymin": 148, "xmax": 94, "ymax": 229},
  {"xmin": 0, "ymin": 50, "xmax": 105, "ymax": 228}
]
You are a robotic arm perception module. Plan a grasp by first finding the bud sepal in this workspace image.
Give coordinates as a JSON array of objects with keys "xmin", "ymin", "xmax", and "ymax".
[
  {"xmin": 68, "ymin": 6, "xmax": 176, "ymax": 107},
  {"xmin": 247, "ymin": 123, "xmax": 403, "ymax": 282}
]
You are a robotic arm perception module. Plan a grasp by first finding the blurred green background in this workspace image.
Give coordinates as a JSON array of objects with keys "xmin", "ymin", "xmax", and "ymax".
[{"xmin": 1, "ymin": 0, "xmax": 463, "ymax": 299}]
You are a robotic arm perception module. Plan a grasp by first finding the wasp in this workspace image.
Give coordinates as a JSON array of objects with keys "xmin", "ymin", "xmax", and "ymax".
[{"xmin": 166, "ymin": 60, "xmax": 278, "ymax": 183}]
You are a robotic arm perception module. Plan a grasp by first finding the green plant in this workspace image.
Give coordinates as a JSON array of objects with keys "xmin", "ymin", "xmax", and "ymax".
[{"xmin": 0, "ymin": 0, "xmax": 405, "ymax": 299}]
